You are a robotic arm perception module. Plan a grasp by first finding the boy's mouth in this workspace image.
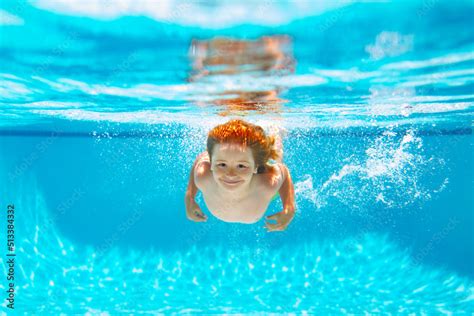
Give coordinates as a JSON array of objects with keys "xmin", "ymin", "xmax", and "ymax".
[{"xmin": 221, "ymin": 179, "xmax": 242, "ymax": 185}]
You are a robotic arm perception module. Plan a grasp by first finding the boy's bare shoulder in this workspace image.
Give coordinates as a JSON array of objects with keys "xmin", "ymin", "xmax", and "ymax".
[{"xmin": 257, "ymin": 162, "xmax": 287, "ymax": 193}]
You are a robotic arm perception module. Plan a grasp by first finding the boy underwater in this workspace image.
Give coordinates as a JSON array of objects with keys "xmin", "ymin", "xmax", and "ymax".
[{"xmin": 185, "ymin": 119, "xmax": 295, "ymax": 231}]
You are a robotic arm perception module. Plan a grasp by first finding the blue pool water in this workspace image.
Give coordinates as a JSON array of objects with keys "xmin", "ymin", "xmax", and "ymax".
[{"xmin": 1, "ymin": 0, "xmax": 473, "ymax": 313}]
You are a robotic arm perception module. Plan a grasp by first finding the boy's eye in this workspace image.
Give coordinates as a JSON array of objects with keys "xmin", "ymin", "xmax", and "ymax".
[
  {"xmin": 238, "ymin": 164, "xmax": 248, "ymax": 169},
  {"xmin": 217, "ymin": 163, "xmax": 226, "ymax": 167}
]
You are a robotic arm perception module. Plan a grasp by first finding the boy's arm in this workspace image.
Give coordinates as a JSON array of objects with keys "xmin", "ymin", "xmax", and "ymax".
[
  {"xmin": 265, "ymin": 163, "xmax": 295, "ymax": 232},
  {"xmin": 278, "ymin": 163, "xmax": 295, "ymax": 214},
  {"xmin": 185, "ymin": 162, "xmax": 198, "ymax": 202},
  {"xmin": 185, "ymin": 151, "xmax": 209, "ymax": 204},
  {"xmin": 185, "ymin": 152, "xmax": 209, "ymax": 222}
]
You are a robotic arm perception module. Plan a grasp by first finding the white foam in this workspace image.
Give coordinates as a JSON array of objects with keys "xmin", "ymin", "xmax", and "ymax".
[
  {"xmin": 382, "ymin": 51, "xmax": 474, "ymax": 71},
  {"xmin": 365, "ymin": 32, "xmax": 414, "ymax": 61},
  {"xmin": 367, "ymin": 85, "xmax": 473, "ymax": 117},
  {"xmin": 296, "ymin": 129, "xmax": 447, "ymax": 210},
  {"xmin": 29, "ymin": 74, "xmax": 327, "ymax": 101},
  {"xmin": 32, "ymin": 0, "xmax": 353, "ymax": 28},
  {"xmin": 0, "ymin": 9, "xmax": 24, "ymax": 25},
  {"xmin": 0, "ymin": 79, "xmax": 34, "ymax": 100},
  {"xmin": 396, "ymin": 68, "xmax": 474, "ymax": 87},
  {"xmin": 313, "ymin": 68, "xmax": 381, "ymax": 82},
  {"xmin": 19, "ymin": 101, "xmax": 94, "ymax": 108},
  {"xmin": 29, "ymin": 108, "xmax": 318, "ymax": 129}
]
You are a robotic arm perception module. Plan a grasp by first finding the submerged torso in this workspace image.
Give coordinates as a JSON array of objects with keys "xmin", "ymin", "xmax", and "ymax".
[{"xmin": 195, "ymin": 161, "xmax": 283, "ymax": 223}]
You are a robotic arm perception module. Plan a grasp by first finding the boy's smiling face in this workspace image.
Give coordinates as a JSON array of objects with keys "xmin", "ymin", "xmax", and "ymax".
[{"xmin": 210, "ymin": 143, "xmax": 257, "ymax": 191}]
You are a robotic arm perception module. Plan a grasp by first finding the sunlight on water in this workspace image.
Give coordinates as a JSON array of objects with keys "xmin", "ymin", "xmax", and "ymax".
[{"xmin": 0, "ymin": 49, "xmax": 472, "ymax": 127}]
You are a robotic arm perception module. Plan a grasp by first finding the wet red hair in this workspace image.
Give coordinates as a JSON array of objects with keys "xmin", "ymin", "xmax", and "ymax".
[{"xmin": 207, "ymin": 119, "xmax": 279, "ymax": 174}]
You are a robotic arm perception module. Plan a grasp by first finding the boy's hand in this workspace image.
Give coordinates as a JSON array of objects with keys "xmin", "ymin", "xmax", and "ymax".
[
  {"xmin": 264, "ymin": 208, "xmax": 294, "ymax": 232},
  {"xmin": 186, "ymin": 200, "xmax": 208, "ymax": 222}
]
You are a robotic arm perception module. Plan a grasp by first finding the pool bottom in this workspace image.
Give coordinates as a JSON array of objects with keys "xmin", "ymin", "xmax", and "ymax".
[{"xmin": 1, "ymin": 181, "xmax": 473, "ymax": 314}]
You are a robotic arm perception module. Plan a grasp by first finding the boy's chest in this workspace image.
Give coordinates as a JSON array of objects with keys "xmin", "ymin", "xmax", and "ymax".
[{"xmin": 202, "ymin": 192, "xmax": 272, "ymax": 223}]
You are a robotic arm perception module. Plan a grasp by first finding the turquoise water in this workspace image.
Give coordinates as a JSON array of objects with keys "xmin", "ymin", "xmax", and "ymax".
[{"xmin": 1, "ymin": 0, "xmax": 473, "ymax": 314}]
